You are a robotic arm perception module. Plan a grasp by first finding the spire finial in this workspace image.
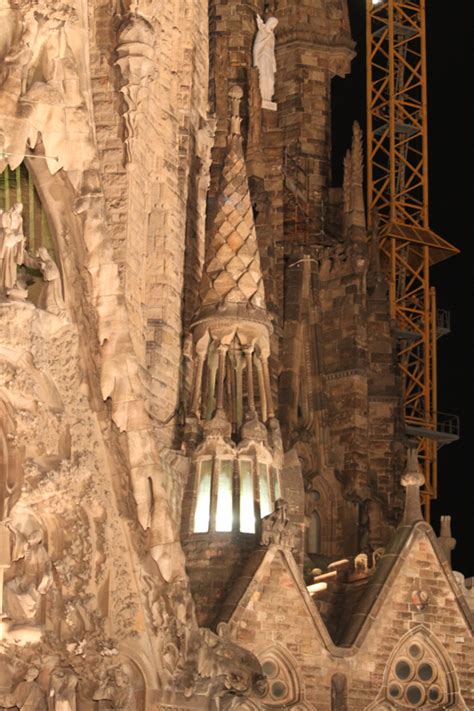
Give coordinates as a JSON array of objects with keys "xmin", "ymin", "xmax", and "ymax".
[
  {"xmin": 351, "ymin": 121, "xmax": 363, "ymax": 186},
  {"xmin": 439, "ymin": 515, "xmax": 456, "ymax": 567},
  {"xmin": 229, "ymin": 85, "xmax": 243, "ymax": 137},
  {"xmin": 401, "ymin": 447, "xmax": 425, "ymax": 524}
]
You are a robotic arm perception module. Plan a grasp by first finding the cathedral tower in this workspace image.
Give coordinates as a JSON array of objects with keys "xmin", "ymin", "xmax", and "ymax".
[{"xmin": 181, "ymin": 86, "xmax": 290, "ymax": 627}]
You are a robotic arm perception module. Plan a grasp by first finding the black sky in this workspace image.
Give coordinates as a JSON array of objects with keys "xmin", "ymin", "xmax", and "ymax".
[{"xmin": 331, "ymin": 1, "xmax": 473, "ymax": 575}]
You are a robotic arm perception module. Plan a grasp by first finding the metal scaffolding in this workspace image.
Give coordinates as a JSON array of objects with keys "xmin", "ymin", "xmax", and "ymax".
[{"xmin": 366, "ymin": 0, "xmax": 459, "ymax": 520}]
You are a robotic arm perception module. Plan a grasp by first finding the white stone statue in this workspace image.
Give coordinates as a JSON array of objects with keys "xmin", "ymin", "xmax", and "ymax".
[
  {"xmin": 3, "ymin": 522, "xmax": 53, "ymax": 624},
  {"xmin": 36, "ymin": 246, "xmax": 66, "ymax": 316},
  {"xmin": 252, "ymin": 14, "xmax": 278, "ymax": 108},
  {"xmin": 49, "ymin": 667, "xmax": 78, "ymax": 711},
  {"xmin": 0, "ymin": 666, "xmax": 47, "ymax": 710},
  {"xmin": 0, "ymin": 203, "xmax": 25, "ymax": 294},
  {"xmin": 93, "ymin": 665, "xmax": 137, "ymax": 711}
]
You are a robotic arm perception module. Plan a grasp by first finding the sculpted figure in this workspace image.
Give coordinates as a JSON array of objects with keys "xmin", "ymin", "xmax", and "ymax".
[
  {"xmin": 93, "ymin": 665, "xmax": 137, "ymax": 710},
  {"xmin": 0, "ymin": 203, "xmax": 25, "ymax": 294},
  {"xmin": 252, "ymin": 14, "xmax": 278, "ymax": 104},
  {"xmin": 0, "ymin": 360, "xmax": 31, "ymax": 520},
  {"xmin": 3, "ymin": 522, "xmax": 53, "ymax": 624},
  {"xmin": 36, "ymin": 246, "xmax": 66, "ymax": 316},
  {"xmin": 260, "ymin": 498, "xmax": 294, "ymax": 547},
  {"xmin": 49, "ymin": 667, "xmax": 78, "ymax": 711},
  {"xmin": 185, "ymin": 628, "xmax": 266, "ymax": 706},
  {"xmin": 0, "ymin": 666, "xmax": 47, "ymax": 710}
]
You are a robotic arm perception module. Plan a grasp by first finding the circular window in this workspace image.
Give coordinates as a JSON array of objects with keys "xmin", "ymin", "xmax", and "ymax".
[
  {"xmin": 418, "ymin": 662, "xmax": 436, "ymax": 683},
  {"xmin": 428, "ymin": 685, "xmax": 442, "ymax": 703},
  {"xmin": 409, "ymin": 643, "xmax": 423, "ymax": 660},
  {"xmin": 395, "ymin": 659, "xmax": 414, "ymax": 681},
  {"xmin": 271, "ymin": 681, "xmax": 288, "ymax": 699},
  {"xmin": 388, "ymin": 682, "xmax": 403, "ymax": 699},
  {"xmin": 405, "ymin": 683, "xmax": 425, "ymax": 707},
  {"xmin": 262, "ymin": 660, "xmax": 278, "ymax": 679}
]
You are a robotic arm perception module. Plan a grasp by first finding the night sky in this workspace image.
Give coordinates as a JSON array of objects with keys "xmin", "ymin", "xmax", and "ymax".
[{"xmin": 331, "ymin": 1, "xmax": 472, "ymax": 575}]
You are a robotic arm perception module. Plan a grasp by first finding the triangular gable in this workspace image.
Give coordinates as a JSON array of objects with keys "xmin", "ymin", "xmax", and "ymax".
[
  {"xmin": 341, "ymin": 521, "xmax": 473, "ymax": 649},
  {"xmin": 218, "ymin": 544, "xmax": 336, "ymax": 653}
]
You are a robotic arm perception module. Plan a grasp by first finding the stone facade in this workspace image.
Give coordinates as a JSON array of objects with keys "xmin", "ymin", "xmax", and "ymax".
[{"xmin": 0, "ymin": 0, "xmax": 471, "ymax": 709}]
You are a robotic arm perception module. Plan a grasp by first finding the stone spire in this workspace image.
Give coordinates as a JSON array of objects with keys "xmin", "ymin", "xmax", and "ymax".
[
  {"xmin": 438, "ymin": 515, "xmax": 456, "ymax": 567},
  {"xmin": 401, "ymin": 447, "xmax": 425, "ymax": 525},
  {"xmin": 343, "ymin": 122, "xmax": 366, "ymax": 237},
  {"xmin": 196, "ymin": 86, "xmax": 267, "ymax": 323},
  {"xmin": 187, "ymin": 86, "xmax": 274, "ymax": 431}
]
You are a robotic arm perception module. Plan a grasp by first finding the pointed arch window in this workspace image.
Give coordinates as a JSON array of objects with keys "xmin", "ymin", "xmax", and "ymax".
[
  {"xmin": 307, "ymin": 510, "xmax": 321, "ymax": 555},
  {"xmin": 215, "ymin": 459, "xmax": 233, "ymax": 532},
  {"xmin": 193, "ymin": 458, "xmax": 213, "ymax": 533},
  {"xmin": 239, "ymin": 459, "xmax": 255, "ymax": 533}
]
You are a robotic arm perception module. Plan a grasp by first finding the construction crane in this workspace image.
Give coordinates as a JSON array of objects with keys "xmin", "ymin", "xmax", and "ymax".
[{"xmin": 365, "ymin": 0, "xmax": 459, "ymax": 520}]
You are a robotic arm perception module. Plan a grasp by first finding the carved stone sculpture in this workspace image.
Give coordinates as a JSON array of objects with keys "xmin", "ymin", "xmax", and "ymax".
[
  {"xmin": 260, "ymin": 498, "xmax": 295, "ymax": 548},
  {"xmin": 36, "ymin": 246, "xmax": 66, "ymax": 316},
  {"xmin": 0, "ymin": 666, "xmax": 47, "ymax": 709},
  {"xmin": 253, "ymin": 14, "xmax": 278, "ymax": 109},
  {"xmin": 93, "ymin": 664, "xmax": 137, "ymax": 710},
  {"xmin": 115, "ymin": 12, "xmax": 156, "ymax": 165},
  {"xmin": 438, "ymin": 515, "xmax": 456, "ymax": 567},
  {"xmin": 184, "ymin": 628, "xmax": 266, "ymax": 705},
  {"xmin": 0, "ymin": 361, "xmax": 26, "ymax": 520},
  {"xmin": 354, "ymin": 552, "xmax": 368, "ymax": 575},
  {"xmin": 49, "ymin": 667, "xmax": 78, "ymax": 711},
  {"xmin": 0, "ymin": 203, "xmax": 25, "ymax": 295},
  {"xmin": 3, "ymin": 520, "xmax": 53, "ymax": 624},
  {"xmin": 401, "ymin": 447, "xmax": 425, "ymax": 525}
]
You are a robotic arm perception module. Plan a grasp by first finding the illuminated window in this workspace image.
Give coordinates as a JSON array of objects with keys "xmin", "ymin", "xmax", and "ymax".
[
  {"xmin": 307, "ymin": 511, "xmax": 321, "ymax": 554},
  {"xmin": 239, "ymin": 460, "xmax": 255, "ymax": 533},
  {"xmin": 258, "ymin": 463, "xmax": 272, "ymax": 517},
  {"xmin": 193, "ymin": 459, "xmax": 212, "ymax": 532},
  {"xmin": 215, "ymin": 460, "xmax": 233, "ymax": 532}
]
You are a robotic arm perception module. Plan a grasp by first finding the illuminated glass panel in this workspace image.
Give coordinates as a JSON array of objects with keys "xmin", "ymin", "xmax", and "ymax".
[
  {"xmin": 215, "ymin": 460, "xmax": 233, "ymax": 532},
  {"xmin": 193, "ymin": 459, "xmax": 212, "ymax": 533},
  {"xmin": 258, "ymin": 463, "xmax": 272, "ymax": 517},
  {"xmin": 239, "ymin": 460, "xmax": 255, "ymax": 533}
]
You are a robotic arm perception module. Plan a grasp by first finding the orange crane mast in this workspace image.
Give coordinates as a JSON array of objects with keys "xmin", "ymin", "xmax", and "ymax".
[{"xmin": 365, "ymin": 0, "xmax": 459, "ymax": 520}]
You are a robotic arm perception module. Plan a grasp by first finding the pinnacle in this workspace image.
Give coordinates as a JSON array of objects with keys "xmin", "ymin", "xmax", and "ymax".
[{"xmin": 196, "ymin": 93, "xmax": 267, "ymax": 319}]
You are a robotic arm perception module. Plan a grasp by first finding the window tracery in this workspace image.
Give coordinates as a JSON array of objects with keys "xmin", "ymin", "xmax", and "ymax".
[
  {"xmin": 367, "ymin": 629, "xmax": 457, "ymax": 710},
  {"xmin": 254, "ymin": 647, "xmax": 301, "ymax": 707}
]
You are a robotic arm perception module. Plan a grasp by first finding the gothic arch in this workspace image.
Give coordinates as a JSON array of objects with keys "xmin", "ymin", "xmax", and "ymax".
[
  {"xmin": 295, "ymin": 454, "xmax": 338, "ymax": 557},
  {"xmin": 365, "ymin": 626, "xmax": 469, "ymax": 710}
]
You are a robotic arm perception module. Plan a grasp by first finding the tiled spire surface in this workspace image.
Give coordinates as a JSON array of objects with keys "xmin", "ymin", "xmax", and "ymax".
[{"xmin": 197, "ymin": 88, "xmax": 266, "ymax": 315}]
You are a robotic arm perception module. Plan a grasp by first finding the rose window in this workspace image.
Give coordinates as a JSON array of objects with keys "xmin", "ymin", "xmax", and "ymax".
[
  {"xmin": 385, "ymin": 638, "xmax": 449, "ymax": 708},
  {"xmin": 256, "ymin": 650, "xmax": 301, "ymax": 707}
]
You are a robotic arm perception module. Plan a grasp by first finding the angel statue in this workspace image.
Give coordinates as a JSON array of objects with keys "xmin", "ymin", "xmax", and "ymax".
[
  {"xmin": 252, "ymin": 14, "xmax": 279, "ymax": 105},
  {"xmin": 0, "ymin": 203, "xmax": 26, "ymax": 295}
]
